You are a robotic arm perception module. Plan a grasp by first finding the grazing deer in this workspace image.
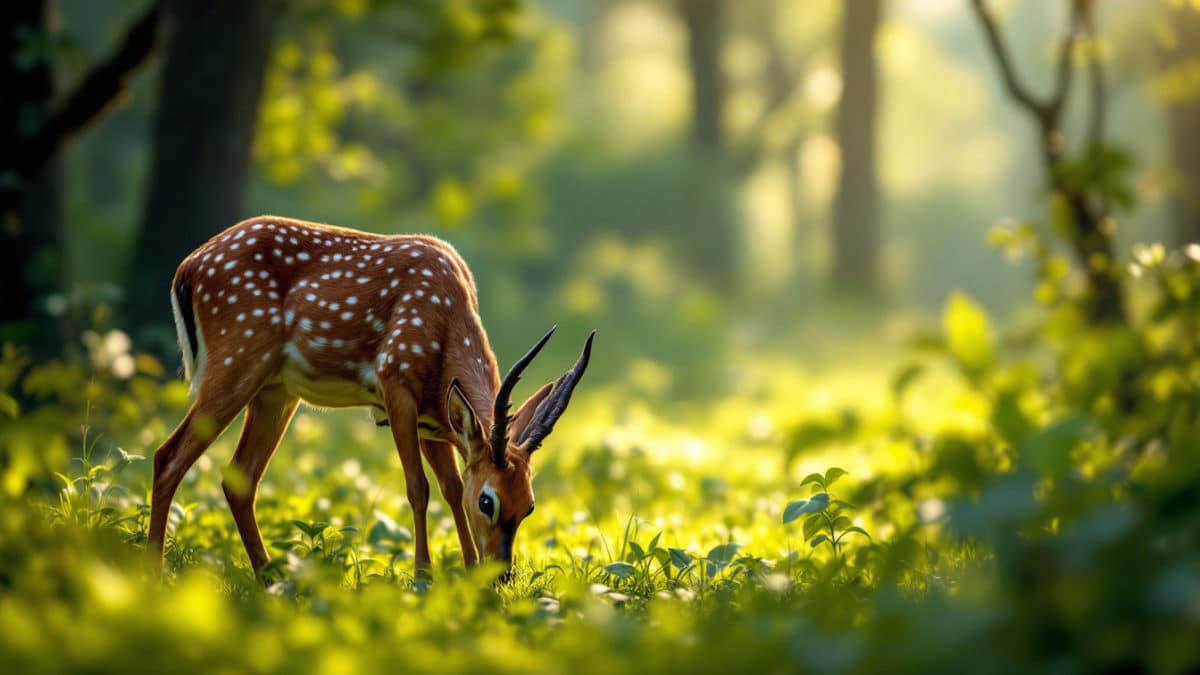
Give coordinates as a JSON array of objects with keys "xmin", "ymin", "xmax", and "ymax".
[{"xmin": 147, "ymin": 216, "xmax": 593, "ymax": 580}]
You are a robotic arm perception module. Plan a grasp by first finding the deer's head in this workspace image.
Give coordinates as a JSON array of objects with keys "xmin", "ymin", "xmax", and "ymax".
[{"xmin": 446, "ymin": 328, "xmax": 594, "ymax": 573}]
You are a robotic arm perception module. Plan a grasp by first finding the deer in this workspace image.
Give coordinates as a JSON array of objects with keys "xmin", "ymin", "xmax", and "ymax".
[{"xmin": 146, "ymin": 215, "xmax": 593, "ymax": 582}]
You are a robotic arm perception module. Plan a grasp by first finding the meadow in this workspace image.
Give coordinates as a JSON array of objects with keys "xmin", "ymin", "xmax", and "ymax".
[
  {"xmin": 4, "ymin": 0, "xmax": 1200, "ymax": 672},
  {"xmin": 4, "ymin": 262, "xmax": 1200, "ymax": 673}
]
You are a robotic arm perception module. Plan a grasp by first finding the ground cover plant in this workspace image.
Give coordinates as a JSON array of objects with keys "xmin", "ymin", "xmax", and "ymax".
[
  {"xmin": 3, "ymin": 243, "xmax": 1200, "ymax": 673},
  {"xmin": 4, "ymin": 0, "xmax": 1200, "ymax": 673}
]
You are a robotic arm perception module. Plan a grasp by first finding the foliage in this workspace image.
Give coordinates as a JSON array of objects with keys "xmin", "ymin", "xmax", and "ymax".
[
  {"xmin": 4, "ymin": 231, "xmax": 1200, "ymax": 672},
  {"xmin": 6, "ymin": 1, "xmax": 1200, "ymax": 673}
]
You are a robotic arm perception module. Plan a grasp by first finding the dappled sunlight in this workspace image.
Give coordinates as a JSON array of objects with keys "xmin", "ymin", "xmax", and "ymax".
[
  {"xmin": 4, "ymin": 0, "xmax": 1200, "ymax": 672},
  {"xmin": 879, "ymin": 22, "xmax": 1010, "ymax": 199}
]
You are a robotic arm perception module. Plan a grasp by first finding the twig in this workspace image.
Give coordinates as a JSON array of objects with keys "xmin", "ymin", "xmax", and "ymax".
[
  {"xmin": 1079, "ymin": 0, "xmax": 1107, "ymax": 149},
  {"xmin": 969, "ymin": 0, "xmax": 1047, "ymax": 120},
  {"xmin": 2, "ymin": 1, "xmax": 164, "ymax": 191}
]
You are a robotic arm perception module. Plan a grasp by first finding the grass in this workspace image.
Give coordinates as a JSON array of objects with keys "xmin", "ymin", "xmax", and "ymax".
[{"xmin": 4, "ymin": 292, "xmax": 1199, "ymax": 673}]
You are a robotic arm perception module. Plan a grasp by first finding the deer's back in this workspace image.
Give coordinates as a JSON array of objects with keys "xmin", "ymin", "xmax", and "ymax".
[{"xmin": 175, "ymin": 216, "xmax": 496, "ymax": 422}]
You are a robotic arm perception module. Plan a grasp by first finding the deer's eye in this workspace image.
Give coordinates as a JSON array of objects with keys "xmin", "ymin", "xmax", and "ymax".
[{"xmin": 478, "ymin": 493, "xmax": 495, "ymax": 519}]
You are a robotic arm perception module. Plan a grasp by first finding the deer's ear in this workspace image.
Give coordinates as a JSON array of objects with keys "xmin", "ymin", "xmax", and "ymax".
[
  {"xmin": 510, "ymin": 382, "xmax": 554, "ymax": 453},
  {"xmin": 447, "ymin": 379, "xmax": 484, "ymax": 460}
]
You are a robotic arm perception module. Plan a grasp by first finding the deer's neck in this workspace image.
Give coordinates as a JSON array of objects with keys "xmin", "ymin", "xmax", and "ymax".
[{"xmin": 443, "ymin": 317, "xmax": 500, "ymax": 433}]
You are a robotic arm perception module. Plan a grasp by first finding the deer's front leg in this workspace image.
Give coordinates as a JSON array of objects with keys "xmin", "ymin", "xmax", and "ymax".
[
  {"xmin": 421, "ymin": 440, "xmax": 478, "ymax": 566},
  {"xmin": 383, "ymin": 387, "xmax": 431, "ymax": 572}
]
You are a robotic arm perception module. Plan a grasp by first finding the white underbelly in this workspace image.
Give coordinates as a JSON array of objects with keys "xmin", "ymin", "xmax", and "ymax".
[{"xmin": 279, "ymin": 345, "xmax": 382, "ymax": 410}]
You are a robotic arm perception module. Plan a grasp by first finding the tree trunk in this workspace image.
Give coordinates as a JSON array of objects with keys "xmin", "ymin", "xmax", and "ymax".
[
  {"xmin": 0, "ymin": 0, "xmax": 65, "ymax": 356},
  {"xmin": 126, "ymin": 0, "xmax": 282, "ymax": 344},
  {"xmin": 1163, "ymin": 5, "xmax": 1200, "ymax": 246},
  {"xmin": 680, "ymin": 0, "xmax": 723, "ymax": 150},
  {"xmin": 831, "ymin": 0, "xmax": 882, "ymax": 294}
]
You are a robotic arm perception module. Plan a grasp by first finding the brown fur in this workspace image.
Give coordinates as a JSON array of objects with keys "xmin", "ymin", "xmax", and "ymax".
[{"xmin": 147, "ymin": 216, "xmax": 566, "ymax": 580}]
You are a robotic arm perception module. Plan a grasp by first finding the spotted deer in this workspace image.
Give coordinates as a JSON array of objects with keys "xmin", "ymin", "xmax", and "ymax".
[{"xmin": 148, "ymin": 215, "xmax": 593, "ymax": 580}]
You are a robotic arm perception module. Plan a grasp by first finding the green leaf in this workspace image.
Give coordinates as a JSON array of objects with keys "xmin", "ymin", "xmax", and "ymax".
[
  {"xmin": 824, "ymin": 467, "xmax": 848, "ymax": 488},
  {"xmin": 992, "ymin": 388, "xmax": 1036, "ymax": 447},
  {"xmin": 0, "ymin": 392, "xmax": 18, "ymax": 418},
  {"xmin": 668, "ymin": 547, "xmax": 692, "ymax": 570},
  {"xmin": 810, "ymin": 534, "xmax": 830, "ymax": 548},
  {"xmin": 1019, "ymin": 416, "xmax": 1089, "ymax": 478},
  {"xmin": 843, "ymin": 526, "xmax": 872, "ymax": 541},
  {"xmin": 628, "ymin": 541, "xmax": 645, "ymax": 562},
  {"xmin": 891, "ymin": 362, "xmax": 926, "ymax": 400},
  {"xmin": 783, "ymin": 493, "xmax": 830, "ymax": 524},
  {"xmin": 800, "ymin": 472, "xmax": 824, "ymax": 488},
  {"xmin": 292, "ymin": 520, "xmax": 331, "ymax": 539},
  {"xmin": 647, "ymin": 531, "xmax": 662, "ymax": 553},
  {"xmin": 54, "ymin": 472, "xmax": 76, "ymax": 492},
  {"xmin": 707, "ymin": 542, "xmax": 742, "ymax": 567},
  {"xmin": 942, "ymin": 291, "xmax": 994, "ymax": 377},
  {"xmin": 802, "ymin": 514, "xmax": 825, "ymax": 540},
  {"xmin": 604, "ymin": 562, "xmax": 637, "ymax": 579}
]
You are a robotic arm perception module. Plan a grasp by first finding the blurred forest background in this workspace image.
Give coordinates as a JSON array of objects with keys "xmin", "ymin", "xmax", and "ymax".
[
  {"xmin": 4, "ymin": 0, "xmax": 1195, "ymax": 393},
  {"xmin": 4, "ymin": 1, "xmax": 1200, "ymax": 673}
]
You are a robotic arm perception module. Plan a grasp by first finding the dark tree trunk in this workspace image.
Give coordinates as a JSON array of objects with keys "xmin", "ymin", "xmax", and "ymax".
[
  {"xmin": 1163, "ymin": 5, "xmax": 1200, "ymax": 246},
  {"xmin": 831, "ymin": 0, "xmax": 882, "ymax": 294},
  {"xmin": 0, "ymin": 0, "xmax": 65, "ymax": 355},
  {"xmin": 680, "ymin": 0, "xmax": 723, "ymax": 150},
  {"xmin": 127, "ymin": 0, "xmax": 282, "ymax": 344}
]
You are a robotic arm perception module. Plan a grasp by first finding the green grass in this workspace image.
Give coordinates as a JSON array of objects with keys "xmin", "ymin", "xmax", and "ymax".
[{"xmin": 3, "ymin": 282, "xmax": 1200, "ymax": 674}]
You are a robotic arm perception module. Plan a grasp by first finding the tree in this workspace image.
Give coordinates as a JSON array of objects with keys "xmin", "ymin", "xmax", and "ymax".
[
  {"xmin": 831, "ymin": 0, "xmax": 882, "ymax": 294},
  {"xmin": 126, "ymin": 0, "xmax": 284, "ymax": 344},
  {"xmin": 679, "ymin": 0, "xmax": 724, "ymax": 151},
  {"xmin": 675, "ymin": 0, "xmax": 820, "ymax": 294},
  {"xmin": 971, "ymin": 0, "xmax": 1126, "ymax": 324},
  {"xmin": 0, "ymin": 0, "xmax": 162, "ymax": 354},
  {"xmin": 1160, "ymin": 3, "xmax": 1200, "ymax": 246}
]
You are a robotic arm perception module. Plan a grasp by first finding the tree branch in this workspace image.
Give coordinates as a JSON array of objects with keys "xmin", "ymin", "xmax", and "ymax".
[
  {"xmin": 1079, "ymin": 0, "xmax": 1107, "ymax": 149},
  {"xmin": 1046, "ymin": 1, "xmax": 1085, "ymax": 118},
  {"xmin": 3, "ymin": 1, "xmax": 164, "ymax": 186},
  {"xmin": 969, "ymin": 0, "xmax": 1048, "ymax": 120},
  {"xmin": 732, "ymin": 40, "xmax": 820, "ymax": 176}
]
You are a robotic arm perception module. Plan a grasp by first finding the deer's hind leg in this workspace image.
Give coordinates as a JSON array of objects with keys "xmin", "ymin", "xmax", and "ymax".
[
  {"xmin": 147, "ymin": 351, "xmax": 276, "ymax": 575},
  {"xmin": 222, "ymin": 383, "xmax": 299, "ymax": 578}
]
